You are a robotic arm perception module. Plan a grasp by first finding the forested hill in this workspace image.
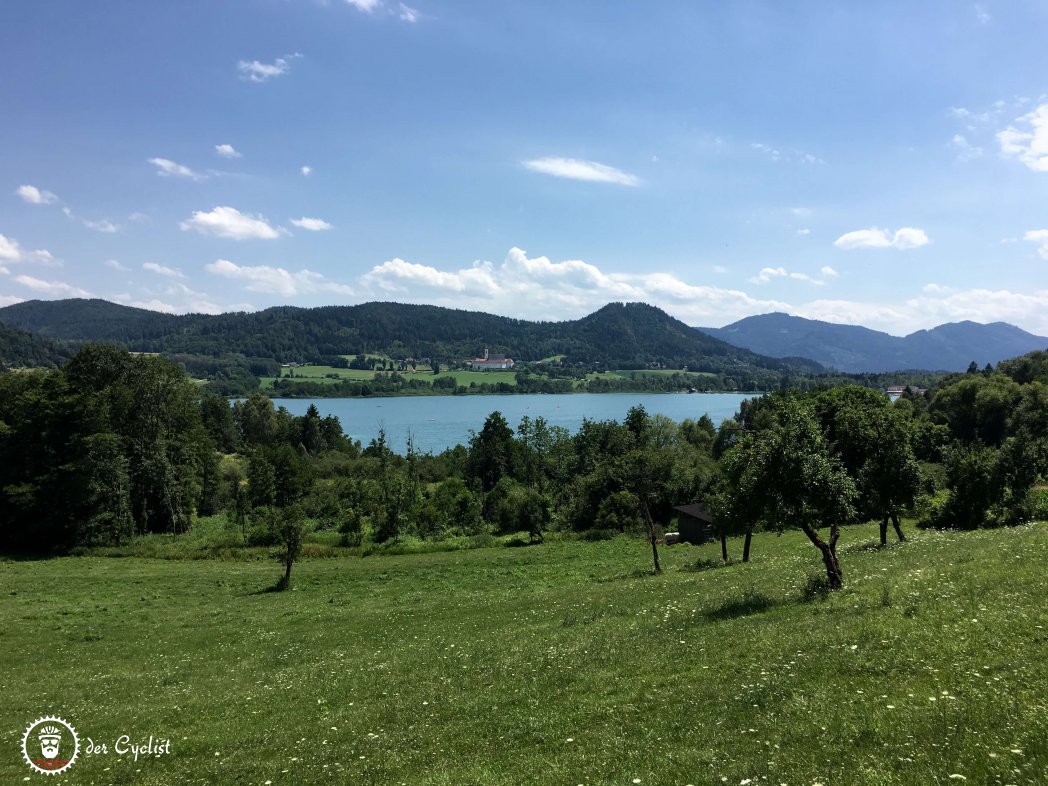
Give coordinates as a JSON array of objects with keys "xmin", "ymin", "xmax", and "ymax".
[
  {"xmin": 0, "ymin": 323, "xmax": 69, "ymax": 369},
  {"xmin": 700, "ymin": 312, "xmax": 1048, "ymax": 373},
  {"xmin": 0, "ymin": 299, "xmax": 823, "ymax": 375}
]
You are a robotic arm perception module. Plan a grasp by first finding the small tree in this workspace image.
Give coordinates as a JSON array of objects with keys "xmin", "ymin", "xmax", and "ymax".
[
  {"xmin": 721, "ymin": 399, "xmax": 857, "ymax": 589},
  {"xmin": 273, "ymin": 504, "xmax": 308, "ymax": 591}
]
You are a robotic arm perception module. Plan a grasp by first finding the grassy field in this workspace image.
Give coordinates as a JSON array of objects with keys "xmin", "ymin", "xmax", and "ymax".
[
  {"xmin": 259, "ymin": 366, "xmax": 519, "ymax": 389},
  {"xmin": 2, "ymin": 523, "xmax": 1046, "ymax": 784}
]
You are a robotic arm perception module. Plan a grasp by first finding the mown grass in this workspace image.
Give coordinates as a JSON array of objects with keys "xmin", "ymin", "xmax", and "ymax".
[{"xmin": 2, "ymin": 523, "xmax": 1046, "ymax": 785}]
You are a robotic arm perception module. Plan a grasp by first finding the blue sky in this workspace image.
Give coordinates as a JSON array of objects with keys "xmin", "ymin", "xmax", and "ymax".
[{"xmin": 3, "ymin": 0, "xmax": 1048, "ymax": 334}]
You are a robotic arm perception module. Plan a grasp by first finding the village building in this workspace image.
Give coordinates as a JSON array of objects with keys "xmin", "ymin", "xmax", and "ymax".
[{"xmin": 471, "ymin": 347, "xmax": 515, "ymax": 371}]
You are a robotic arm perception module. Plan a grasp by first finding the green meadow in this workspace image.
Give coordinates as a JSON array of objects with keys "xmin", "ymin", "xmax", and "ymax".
[{"xmin": 2, "ymin": 522, "xmax": 1046, "ymax": 785}]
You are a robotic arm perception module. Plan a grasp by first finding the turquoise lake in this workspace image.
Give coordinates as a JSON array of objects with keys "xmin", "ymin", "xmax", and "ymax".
[{"xmin": 271, "ymin": 392, "xmax": 757, "ymax": 454}]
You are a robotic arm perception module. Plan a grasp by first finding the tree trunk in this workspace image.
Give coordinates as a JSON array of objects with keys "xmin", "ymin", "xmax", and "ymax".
[
  {"xmin": 891, "ymin": 511, "xmax": 906, "ymax": 542},
  {"xmin": 879, "ymin": 516, "xmax": 888, "ymax": 547},
  {"xmin": 720, "ymin": 530, "xmax": 728, "ymax": 562},
  {"xmin": 643, "ymin": 501, "xmax": 661, "ymax": 574},
  {"xmin": 742, "ymin": 526, "xmax": 753, "ymax": 562},
  {"xmin": 801, "ymin": 522, "xmax": 843, "ymax": 590},
  {"xmin": 283, "ymin": 556, "xmax": 293, "ymax": 588}
]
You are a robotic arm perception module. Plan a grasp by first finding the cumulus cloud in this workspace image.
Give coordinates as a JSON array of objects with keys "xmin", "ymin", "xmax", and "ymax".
[
  {"xmin": 749, "ymin": 266, "xmax": 826, "ymax": 285},
  {"xmin": 359, "ymin": 247, "xmax": 789, "ymax": 323},
  {"xmin": 105, "ymin": 259, "xmax": 129, "ymax": 272},
  {"xmin": 14, "ymin": 275, "xmax": 91, "ymax": 298},
  {"xmin": 16, "ymin": 185, "xmax": 58, "ymax": 204},
  {"xmin": 180, "ymin": 206, "xmax": 283, "ymax": 240},
  {"xmin": 834, "ymin": 227, "xmax": 929, "ymax": 250},
  {"xmin": 238, "ymin": 54, "xmax": 301, "ymax": 83},
  {"xmin": 0, "ymin": 294, "xmax": 25, "ymax": 306},
  {"xmin": 149, "ymin": 158, "xmax": 206, "ymax": 180},
  {"xmin": 0, "ymin": 234, "xmax": 23, "ymax": 262},
  {"xmin": 0, "ymin": 232, "xmax": 58, "ymax": 265},
  {"xmin": 345, "ymin": 0, "xmax": 381, "ymax": 10},
  {"xmin": 399, "ymin": 3, "xmax": 418, "ymax": 21},
  {"xmin": 1025, "ymin": 229, "xmax": 1048, "ymax": 260},
  {"xmin": 523, "ymin": 157, "xmax": 639, "ymax": 186},
  {"xmin": 821, "ymin": 266, "xmax": 838, "ymax": 277},
  {"xmin": 214, "ymin": 144, "xmax": 242, "ymax": 159},
  {"xmin": 143, "ymin": 262, "xmax": 184, "ymax": 278},
  {"xmin": 83, "ymin": 218, "xmax": 119, "ymax": 233},
  {"xmin": 290, "ymin": 217, "xmax": 333, "ymax": 231},
  {"xmin": 206, "ymin": 259, "xmax": 354, "ymax": 297},
  {"xmin": 300, "ymin": 166, "xmax": 312, "ymax": 176},
  {"xmin": 952, "ymin": 134, "xmax": 984, "ymax": 162},
  {"xmin": 997, "ymin": 103, "xmax": 1048, "ymax": 172}
]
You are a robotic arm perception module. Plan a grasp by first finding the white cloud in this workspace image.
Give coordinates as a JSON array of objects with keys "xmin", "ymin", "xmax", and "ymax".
[
  {"xmin": 821, "ymin": 266, "xmax": 839, "ymax": 278},
  {"xmin": 834, "ymin": 227, "xmax": 929, "ymax": 250},
  {"xmin": 105, "ymin": 259, "xmax": 129, "ymax": 272},
  {"xmin": 1025, "ymin": 229, "xmax": 1048, "ymax": 260},
  {"xmin": 997, "ymin": 103, "xmax": 1048, "ymax": 172},
  {"xmin": 712, "ymin": 265, "xmax": 728, "ymax": 274},
  {"xmin": 0, "ymin": 294, "xmax": 25, "ymax": 307},
  {"xmin": 974, "ymin": 4, "xmax": 991, "ymax": 24},
  {"xmin": 523, "ymin": 157, "xmax": 639, "ymax": 186},
  {"xmin": 16, "ymin": 185, "xmax": 58, "ymax": 204},
  {"xmin": 143, "ymin": 262, "xmax": 184, "ymax": 278},
  {"xmin": 952, "ymin": 134, "xmax": 983, "ymax": 162},
  {"xmin": 214, "ymin": 144, "xmax": 242, "ymax": 159},
  {"xmin": 149, "ymin": 157, "xmax": 206, "ymax": 180},
  {"xmin": 345, "ymin": 0, "xmax": 381, "ymax": 10},
  {"xmin": 290, "ymin": 217, "xmax": 333, "ymax": 231},
  {"xmin": 180, "ymin": 206, "xmax": 283, "ymax": 240},
  {"xmin": 14, "ymin": 275, "xmax": 91, "ymax": 298},
  {"xmin": 301, "ymin": 166, "xmax": 312, "ymax": 176},
  {"xmin": 749, "ymin": 266, "xmax": 825, "ymax": 286},
  {"xmin": 238, "ymin": 54, "xmax": 301, "ymax": 83},
  {"xmin": 359, "ymin": 247, "xmax": 789, "ymax": 323},
  {"xmin": 398, "ymin": 3, "xmax": 418, "ymax": 21},
  {"xmin": 0, "ymin": 264, "xmax": 7, "ymax": 275},
  {"xmin": 796, "ymin": 228, "xmax": 811, "ymax": 236},
  {"xmin": 83, "ymin": 218, "xmax": 119, "ymax": 233},
  {"xmin": 751, "ymin": 142, "xmax": 781, "ymax": 162},
  {"xmin": 206, "ymin": 259, "xmax": 354, "ymax": 297},
  {"xmin": 0, "ymin": 232, "xmax": 58, "ymax": 265},
  {"xmin": 0, "ymin": 234, "xmax": 23, "ymax": 261}
]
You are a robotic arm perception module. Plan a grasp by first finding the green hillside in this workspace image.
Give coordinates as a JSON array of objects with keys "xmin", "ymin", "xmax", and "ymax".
[
  {"xmin": 1, "ymin": 523, "xmax": 1045, "ymax": 784},
  {"xmin": 0, "ymin": 299, "xmax": 822, "ymax": 379}
]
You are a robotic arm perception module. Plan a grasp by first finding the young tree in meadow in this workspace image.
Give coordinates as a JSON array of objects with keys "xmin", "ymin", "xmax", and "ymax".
[
  {"xmin": 721, "ymin": 399, "xmax": 857, "ymax": 589},
  {"xmin": 273, "ymin": 504, "xmax": 307, "ymax": 591}
]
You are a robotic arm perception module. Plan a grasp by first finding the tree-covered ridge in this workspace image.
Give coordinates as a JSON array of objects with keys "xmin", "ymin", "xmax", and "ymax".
[
  {"xmin": 0, "ymin": 323, "xmax": 69, "ymax": 368},
  {"xmin": 0, "ymin": 299, "xmax": 821, "ymax": 376}
]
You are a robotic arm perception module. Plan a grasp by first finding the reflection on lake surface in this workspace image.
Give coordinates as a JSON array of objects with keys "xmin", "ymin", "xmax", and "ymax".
[{"xmin": 271, "ymin": 392, "xmax": 758, "ymax": 454}]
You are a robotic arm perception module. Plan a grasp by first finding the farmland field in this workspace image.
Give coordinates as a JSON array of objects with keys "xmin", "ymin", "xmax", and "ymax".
[{"xmin": 2, "ymin": 522, "xmax": 1046, "ymax": 784}]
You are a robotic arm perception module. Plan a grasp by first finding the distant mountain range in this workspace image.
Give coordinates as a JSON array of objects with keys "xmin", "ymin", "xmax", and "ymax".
[
  {"xmin": 0, "ymin": 299, "xmax": 823, "ymax": 383},
  {"xmin": 3, "ymin": 299, "xmax": 1043, "ymax": 376},
  {"xmin": 699, "ymin": 312, "xmax": 1048, "ymax": 373}
]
